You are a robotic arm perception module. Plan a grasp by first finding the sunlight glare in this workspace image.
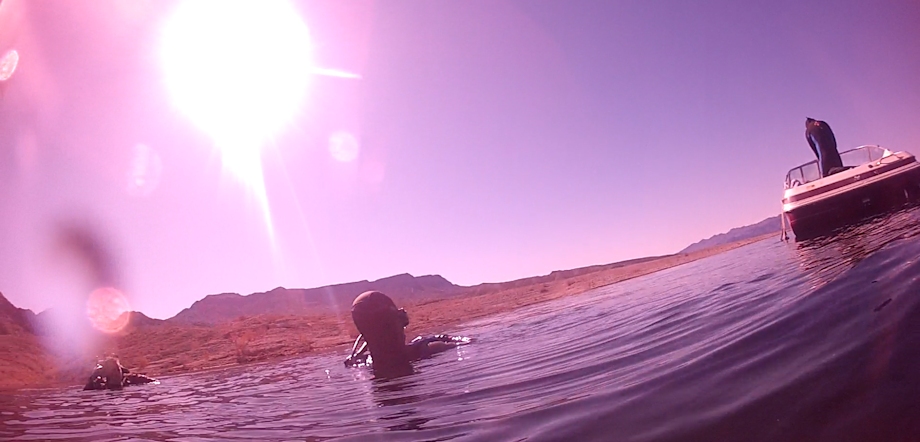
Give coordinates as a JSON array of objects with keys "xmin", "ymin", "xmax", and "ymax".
[
  {"xmin": 161, "ymin": 0, "xmax": 313, "ymax": 146},
  {"xmin": 312, "ymin": 67, "xmax": 362, "ymax": 79},
  {"xmin": 161, "ymin": 0, "xmax": 312, "ymax": 237}
]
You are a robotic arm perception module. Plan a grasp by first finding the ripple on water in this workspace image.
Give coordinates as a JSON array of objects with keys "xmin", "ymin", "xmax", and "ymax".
[{"xmin": 4, "ymin": 208, "xmax": 920, "ymax": 441}]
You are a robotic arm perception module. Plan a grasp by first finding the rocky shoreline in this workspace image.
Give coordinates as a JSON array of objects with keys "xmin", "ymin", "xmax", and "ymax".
[{"xmin": 0, "ymin": 233, "xmax": 775, "ymax": 390}]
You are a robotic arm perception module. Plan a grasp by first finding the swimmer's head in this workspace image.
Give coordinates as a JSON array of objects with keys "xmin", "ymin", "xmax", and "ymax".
[
  {"xmin": 351, "ymin": 291, "xmax": 408, "ymax": 344},
  {"xmin": 98, "ymin": 357, "xmax": 124, "ymax": 388}
]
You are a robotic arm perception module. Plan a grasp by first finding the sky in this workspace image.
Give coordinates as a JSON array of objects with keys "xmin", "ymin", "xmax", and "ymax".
[{"xmin": 1, "ymin": 0, "xmax": 919, "ymax": 320}]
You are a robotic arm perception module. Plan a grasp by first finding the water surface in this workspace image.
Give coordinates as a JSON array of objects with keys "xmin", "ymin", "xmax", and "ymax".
[{"xmin": 4, "ymin": 208, "xmax": 920, "ymax": 441}]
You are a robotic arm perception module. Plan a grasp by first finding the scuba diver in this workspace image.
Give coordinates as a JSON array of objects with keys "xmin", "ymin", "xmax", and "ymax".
[
  {"xmin": 83, "ymin": 356, "xmax": 158, "ymax": 390},
  {"xmin": 344, "ymin": 290, "xmax": 470, "ymax": 378},
  {"xmin": 805, "ymin": 117, "xmax": 844, "ymax": 177}
]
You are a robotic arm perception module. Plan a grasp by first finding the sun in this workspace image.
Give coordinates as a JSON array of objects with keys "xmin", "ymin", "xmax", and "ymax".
[{"xmin": 160, "ymin": 0, "xmax": 313, "ymax": 192}]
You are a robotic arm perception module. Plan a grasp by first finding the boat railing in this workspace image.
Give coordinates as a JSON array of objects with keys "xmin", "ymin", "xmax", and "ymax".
[{"xmin": 784, "ymin": 145, "xmax": 892, "ymax": 189}]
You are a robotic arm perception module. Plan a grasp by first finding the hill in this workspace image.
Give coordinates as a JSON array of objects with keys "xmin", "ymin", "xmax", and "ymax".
[
  {"xmin": 0, "ymin": 231, "xmax": 772, "ymax": 389},
  {"xmin": 169, "ymin": 273, "xmax": 459, "ymax": 325},
  {"xmin": 0, "ymin": 291, "xmax": 36, "ymax": 334},
  {"xmin": 680, "ymin": 216, "xmax": 781, "ymax": 254},
  {"xmin": 0, "ymin": 292, "xmax": 54, "ymax": 389}
]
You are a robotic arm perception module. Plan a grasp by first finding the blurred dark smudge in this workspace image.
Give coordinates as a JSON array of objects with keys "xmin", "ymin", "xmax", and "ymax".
[{"xmin": 53, "ymin": 221, "xmax": 119, "ymax": 289}]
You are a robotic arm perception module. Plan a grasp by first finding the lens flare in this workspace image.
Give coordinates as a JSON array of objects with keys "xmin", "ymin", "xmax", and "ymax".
[
  {"xmin": 329, "ymin": 131, "xmax": 360, "ymax": 162},
  {"xmin": 86, "ymin": 287, "xmax": 131, "ymax": 334}
]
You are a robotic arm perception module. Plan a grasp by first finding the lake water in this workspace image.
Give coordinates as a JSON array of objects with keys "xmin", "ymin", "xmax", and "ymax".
[{"xmin": 3, "ymin": 208, "xmax": 920, "ymax": 441}]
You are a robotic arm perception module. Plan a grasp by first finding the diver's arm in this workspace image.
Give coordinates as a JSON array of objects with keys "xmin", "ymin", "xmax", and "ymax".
[
  {"xmin": 344, "ymin": 345, "xmax": 369, "ymax": 367},
  {"xmin": 414, "ymin": 334, "xmax": 471, "ymax": 345},
  {"xmin": 350, "ymin": 334, "xmax": 365, "ymax": 354},
  {"xmin": 411, "ymin": 334, "xmax": 471, "ymax": 358},
  {"xmin": 423, "ymin": 341, "xmax": 457, "ymax": 356},
  {"xmin": 123, "ymin": 373, "xmax": 157, "ymax": 385},
  {"xmin": 344, "ymin": 334, "xmax": 370, "ymax": 367},
  {"xmin": 354, "ymin": 340, "xmax": 368, "ymax": 358}
]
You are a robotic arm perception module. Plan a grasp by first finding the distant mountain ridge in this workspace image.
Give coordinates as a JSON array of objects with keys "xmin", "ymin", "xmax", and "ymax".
[
  {"xmin": 0, "ymin": 225, "xmax": 781, "ymax": 389},
  {"xmin": 2, "ymin": 219, "xmax": 776, "ymax": 329},
  {"xmin": 168, "ymin": 273, "xmax": 459, "ymax": 325},
  {"xmin": 680, "ymin": 215, "xmax": 781, "ymax": 254},
  {"xmin": 166, "ymin": 258, "xmax": 680, "ymax": 325}
]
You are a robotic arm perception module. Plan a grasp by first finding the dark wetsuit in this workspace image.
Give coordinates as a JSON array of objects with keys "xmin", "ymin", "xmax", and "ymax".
[
  {"xmin": 344, "ymin": 334, "xmax": 470, "ymax": 369},
  {"xmin": 347, "ymin": 290, "xmax": 471, "ymax": 378},
  {"xmin": 83, "ymin": 363, "xmax": 158, "ymax": 390},
  {"xmin": 806, "ymin": 119, "xmax": 844, "ymax": 177}
]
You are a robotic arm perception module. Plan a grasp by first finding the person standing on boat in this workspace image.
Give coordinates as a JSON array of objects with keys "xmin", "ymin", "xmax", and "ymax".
[{"xmin": 805, "ymin": 117, "xmax": 844, "ymax": 177}]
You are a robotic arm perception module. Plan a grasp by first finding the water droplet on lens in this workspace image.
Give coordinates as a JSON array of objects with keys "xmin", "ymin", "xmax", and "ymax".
[
  {"xmin": 0, "ymin": 49, "xmax": 19, "ymax": 81},
  {"xmin": 127, "ymin": 144, "xmax": 162, "ymax": 197}
]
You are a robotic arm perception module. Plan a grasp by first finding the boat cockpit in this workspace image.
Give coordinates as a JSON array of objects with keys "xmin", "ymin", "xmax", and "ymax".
[{"xmin": 784, "ymin": 145, "xmax": 894, "ymax": 189}]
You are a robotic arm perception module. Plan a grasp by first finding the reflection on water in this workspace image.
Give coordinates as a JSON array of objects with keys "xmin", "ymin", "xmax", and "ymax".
[{"xmin": 4, "ymin": 208, "xmax": 920, "ymax": 441}]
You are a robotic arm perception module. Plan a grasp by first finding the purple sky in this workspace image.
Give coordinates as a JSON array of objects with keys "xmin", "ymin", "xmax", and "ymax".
[{"xmin": 2, "ymin": 0, "xmax": 919, "ymax": 319}]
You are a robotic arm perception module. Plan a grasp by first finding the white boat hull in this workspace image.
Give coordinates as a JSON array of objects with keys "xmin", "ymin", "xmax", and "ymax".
[{"xmin": 782, "ymin": 151, "xmax": 920, "ymax": 239}]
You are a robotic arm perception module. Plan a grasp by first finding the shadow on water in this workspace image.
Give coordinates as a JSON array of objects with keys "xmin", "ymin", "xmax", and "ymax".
[{"xmin": 371, "ymin": 377, "xmax": 432, "ymax": 431}]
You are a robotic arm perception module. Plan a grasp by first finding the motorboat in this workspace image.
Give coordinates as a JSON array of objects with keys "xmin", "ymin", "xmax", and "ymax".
[{"xmin": 781, "ymin": 145, "xmax": 920, "ymax": 239}]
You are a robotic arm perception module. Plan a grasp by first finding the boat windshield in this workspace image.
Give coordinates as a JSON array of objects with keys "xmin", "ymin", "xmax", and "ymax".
[{"xmin": 784, "ymin": 145, "xmax": 892, "ymax": 189}]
